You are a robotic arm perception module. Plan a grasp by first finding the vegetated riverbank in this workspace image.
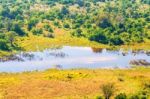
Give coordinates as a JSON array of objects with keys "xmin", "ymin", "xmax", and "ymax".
[
  {"xmin": 1, "ymin": 35, "xmax": 150, "ymax": 59},
  {"xmin": 0, "ymin": 67, "xmax": 149, "ymax": 99},
  {"xmin": 15, "ymin": 35, "xmax": 150, "ymax": 52},
  {"xmin": 0, "ymin": 35, "xmax": 108, "ymax": 58},
  {"xmin": 15, "ymin": 35, "xmax": 109, "ymax": 51}
]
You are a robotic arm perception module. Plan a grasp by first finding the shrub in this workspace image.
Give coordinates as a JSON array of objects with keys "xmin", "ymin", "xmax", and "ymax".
[
  {"xmin": 143, "ymin": 81, "xmax": 150, "ymax": 90},
  {"xmin": 115, "ymin": 93, "xmax": 127, "ymax": 99},
  {"xmin": 63, "ymin": 23, "xmax": 70, "ymax": 28},
  {"xmin": 71, "ymin": 29, "xmax": 83, "ymax": 37},
  {"xmin": 0, "ymin": 39, "xmax": 10, "ymax": 51},
  {"xmin": 32, "ymin": 28, "xmax": 43, "ymax": 35},
  {"xmin": 138, "ymin": 90, "xmax": 149, "ymax": 99},
  {"xmin": 129, "ymin": 95, "xmax": 140, "ymax": 99},
  {"xmin": 141, "ymin": 95, "xmax": 147, "ymax": 99},
  {"xmin": 44, "ymin": 24, "xmax": 53, "ymax": 33},
  {"xmin": 96, "ymin": 96, "xmax": 103, "ymax": 99},
  {"xmin": 53, "ymin": 21, "xmax": 60, "ymax": 27},
  {"xmin": 101, "ymin": 83, "xmax": 115, "ymax": 99}
]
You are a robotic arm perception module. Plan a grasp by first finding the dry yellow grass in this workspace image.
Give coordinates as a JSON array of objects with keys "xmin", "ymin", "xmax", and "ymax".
[
  {"xmin": 0, "ymin": 68, "xmax": 150, "ymax": 99},
  {"xmin": 120, "ymin": 39, "xmax": 150, "ymax": 51}
]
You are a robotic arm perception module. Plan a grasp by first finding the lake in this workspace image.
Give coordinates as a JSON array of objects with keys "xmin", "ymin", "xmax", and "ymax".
[{"xmin": 0, "ymin": 46, "xmax": 150, "ymax": 73}]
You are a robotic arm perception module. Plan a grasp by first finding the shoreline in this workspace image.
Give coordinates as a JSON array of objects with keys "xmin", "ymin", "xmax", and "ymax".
[
  {"xmin": 0, "ymin": 66, "xmax": 149, "ymax": 74},
  {"xmin": 1, "ymin": 36, "xmax": 150, "ymax": 57}
]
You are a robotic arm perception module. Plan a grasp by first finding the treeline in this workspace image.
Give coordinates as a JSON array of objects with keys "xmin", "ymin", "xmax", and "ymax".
[{"xmin": 0, "ymin": 0, "xmax": 150, "ymax": 50}]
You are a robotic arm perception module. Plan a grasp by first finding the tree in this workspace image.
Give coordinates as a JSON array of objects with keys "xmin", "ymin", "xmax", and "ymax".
[
  {"xmin": 5, "ymin": 31, "xmax": 18, "ymax": 46},
  {"xmin": 31, "ymin": 28, "xmax": 43, "ymax": 35},
  {"xmin": 27, "ymin": 18, "xmax": 38, "ymax": 31},
  {"xmin": 76, "ymin": 0, "xmax": 84, "ymax": 7},
  {"xmin": 11, "ymin": 23, "xmax": 26, "ymax": 36},
  {"xmin": 44, "ymin": 24, "xmax": 53, "ymax": 33},
  {"xmin": 89, "ymin": 28, "xmax": 108, "ymax": 44},
  {"xmin": 0, "ymin": 39, "xmax": 10, "ymax": 51},
  {"xmin": 110, "ymin": 35, "xmax": 124, "ymax": 45},
  {"xmin": 71, "ymin": 29, "xmax": 83, "ymax": 37},
  {"xmin": 0, "ymin": 7, "xmax": 10, "ymax": 18},
  {"xmin": 63, "ymin": 23, "xmax": 70, "ymax": 28},
  {"xmin": 99, "ymin": 18, "xmax": 112, "ymax": 28},
  {"xmin": 120, "ymin": 32, "xmax": 130, "ymax": 44},
  {"xmin": 61, "ymin": 6, "xmax": 69, "ymax": 15}
]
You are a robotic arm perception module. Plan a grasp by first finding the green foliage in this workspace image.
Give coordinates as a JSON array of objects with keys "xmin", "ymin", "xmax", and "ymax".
[
  {"xmin": 115, "ymin": 93, "xmax": 127, "ymax": 99},
  {"xmin": 10, "ymin": 23, "xmax": 26, "ymax": 36},
  {"xmin": 44, "ymin": 24, "xmax": 54, "ymax": 33},
  {"xmin": 61, "ymin": 6, "xmax": 69, "ymax": 15},
  {"xmin": 5, "ymin": 31, "xmax": 18, "ymax": 46},
  {"xmin": 96, "ymin": 96, "xmax": 103, "ymax": 99},
  {"xmin": 129, "ymin": 95, "xmax": 140, "ymax": 99},
  {"xmin": 27, "ymin": 18, "xmax": 39, "ymax": 31},
  {"xmin": 0, "ymin": 0, "xmax": 149, "ymax": 51},
  {"xmin": 0, "ymin": 39, "xmax": 10, "ymax": 51},
  {"xmin": 63, "ymin": 23, "xmax": 70, "ymax": 28},
  {"xmin": 101, "ymin": 83, "xmax": 115, "ymax": 99},
  {"xmin": 31, "ymin": 28, "xmax": 43, "ymax": 35},
  {"xmin": 72, "ymin": 29, "xmax": 83, "ymax": 37}
]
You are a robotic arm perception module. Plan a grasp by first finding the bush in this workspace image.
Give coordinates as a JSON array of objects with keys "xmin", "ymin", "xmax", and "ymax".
[
  {"xmin": 115, "ymin": 93, "xmax": 127, "ymax": 99},
  {"xmin": 53, "ymin": 21, "xmax": 60, "ymax": 27},
  {"xmin": 129, "ymin": 95, "xmax": 140, "ymax": 99},
  {"xmin": 32, "ymin": 28, "xmax": 43, "ymax": 35},
  {"xmin": 44, "ymin": 24, "xmax": 53, "ymax": 33},
  {"xmin": 101, "ymin": 83, "xmax": 115, "ymax": 99},
  {"xmin": 0, "ymin": 39, "xmax": 10, "ymax": 51},
  {"xmin": 71, "ymin": 29, "xmax": 83, "ymax": 37},
  {"xmin": 11, "ymin": 23, "xmax": 26, "ymax": 36},
  {"xmin": 140, "ymin": 95, "xmax": 147, "ymax": 99},
  {"xmin": 96, "ymin": 96, "xmax": 103, "ymax": 99},
  {"xmin": 143, "ymin": 81, "xmax": 150, "ymax": 90},
  {"xmin": 63, "ymin": 23, "xmax": 70, "ymax": 28},
  {"xmin": 138, "ymin": 90, "xmax": 149, "ymax": 99}
]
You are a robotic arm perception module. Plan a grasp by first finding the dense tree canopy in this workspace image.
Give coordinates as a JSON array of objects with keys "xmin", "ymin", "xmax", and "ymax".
[{"xmin": 0, "ymin": 0, "xmax": 149, "ymax": 51}]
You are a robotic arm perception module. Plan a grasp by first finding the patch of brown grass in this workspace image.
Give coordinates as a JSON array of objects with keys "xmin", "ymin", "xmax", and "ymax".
[{"xmin": 0, "ymin": 68, "xmax": 150, "ymax": 98}]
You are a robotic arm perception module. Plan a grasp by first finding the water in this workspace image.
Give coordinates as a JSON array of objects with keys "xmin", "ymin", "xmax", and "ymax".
[{"xmin": 0, "ymin": 46, "xmax": 150, "ymax": 73}]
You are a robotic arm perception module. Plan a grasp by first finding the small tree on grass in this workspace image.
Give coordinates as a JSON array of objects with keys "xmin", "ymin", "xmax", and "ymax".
[{"xmin": 101, "ymin": 83, "xmax": 115, "ymax": 99}]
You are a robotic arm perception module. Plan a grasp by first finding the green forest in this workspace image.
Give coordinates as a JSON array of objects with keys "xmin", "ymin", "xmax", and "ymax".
[{"xmin": 0, "ymin": 0, "xmax": 150, "ymax": 51}]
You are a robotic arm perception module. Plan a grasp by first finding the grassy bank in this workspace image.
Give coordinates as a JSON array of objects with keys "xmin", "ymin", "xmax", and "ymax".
[
  {"xmin": 16, "ymin": 35, "xmax": 150, "ymax": 51},
  {"xmin": 0, "ymin": 35, "xmax": 108, "ymax": 57},
  {"xmin": 15, "ymin": 35, "xmax": 108, "ymax": 51},
  {"xmin": 1, "ymin": 35, "xmax": 150, "ymax": 57},
  {"xmin": 120, "ymin": 39, "xmax": 150, "ymax": 51},
  {"xmin": 0, "ymin": 68, "xmax": 150, "ymax": 99}
]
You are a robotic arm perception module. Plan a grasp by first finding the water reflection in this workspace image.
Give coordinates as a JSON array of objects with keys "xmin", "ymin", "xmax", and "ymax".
[
  {"xmin": 0, "ymin": 46, "xmax": 150, "ymax": 72},
  {"xmin": 91, "ymin": 47, "xmax": 103, "ymax": 53}
]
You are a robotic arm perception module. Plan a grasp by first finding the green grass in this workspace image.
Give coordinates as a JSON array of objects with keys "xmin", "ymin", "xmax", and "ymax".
[
  {"xmin": 15, "ymin": 35, "xmax": 150, "ymax": 52},
  {"xmin": 15, "ymin": 35, "xmax": 109, "ymax": 51}
]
